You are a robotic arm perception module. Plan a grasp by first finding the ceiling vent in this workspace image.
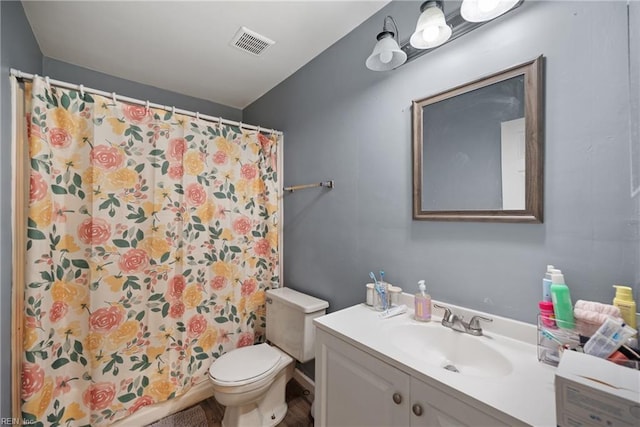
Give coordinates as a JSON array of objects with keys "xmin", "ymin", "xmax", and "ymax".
[{"xmin": 230, "ymin": 26, "xmax": 275, "ymax": 56}]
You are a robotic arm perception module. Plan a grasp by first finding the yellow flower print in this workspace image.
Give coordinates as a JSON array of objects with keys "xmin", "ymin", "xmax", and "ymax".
[
  {"xmin": 24, "ymin": 328, "xmax": 39, "ymax": 349},
  {"xmin": 253, "ymin": 179, "xmax": 266, "ymax": 195},
  {"xmin": 198, "ymin": 328, "xmax": 218, "ymax": 351},
  {"xmin": 266, "ymin": 231, "xmax": 278, "ymax": 249},
  {"xmin": 147, "ymin": 378, "xmax": 175, "ymax": 401},
  {"xmin": 142, "ymin": 236, "xmax": 171, "ymax": 260},
  {"xmin": 107, "ymin": 320, "xmax": 139, "ymax": 349},
  {"xmin": 183, "ymin": 151, "xmax": 205, "ymax": 175},
  {"xmin": 53, "ymin": 107, "xmax": 77, "ymax": 134},
  {"xmin": 86, "ymin": 332, "xmax": 103, "ymax": 352},
  {"xmin": 51, "ymin": 281, "xmax": 88, "ymax": 313},
  {"xmin": 104, "ymin": 275, "xmax": 125, "ymax": 292},
  {"xmin": 212, "ymin": 261, "xmax": 236, "ymax": 280},
  {"xmin": 57, "ymin": 321, "xmax": 82, "ymax": 338},
  {"xmin": 196, "ymin": 200, "xmax": 216, "ymax": 223},
  {"xmin": 30, "ymin": 196, "xmax": 53, "ymax": 227},
  {"xmin": 58, "ymin": 234, "xmax": 81, "ymax": 253},
  {"xmin": 62, "ymin": 401, "xmax": 86, "ymax": 423},
  {"xmin": 142, "ymin": 201, "xmax": 163, "ymax": 217},
  {"xmin": 105, "ymin": 168, "xmax": 138, "ymax": 191},
  {"xmin": 22, "ymin": 377, "xmax": 53, "ymax": 418},
  {"xmin": 235, "ymin": 179, "xmax": 253, "ymax": 198},
  {"xmin": 59, "ymin": 153, "xmax": 83, "ymax": 170},
  {"xmin": 247, "ymin": 290, "xmax": 266, "ymax": 312},
  {"xmin": 107, "ymin": 117, "xmax": 127, "ymax": 135},
  {"xmin": 238, "ymin": 298, "xmax": 247, "ymax": 316},
  {"xmin": 220, "ymin": 228, "xmax": 234, "ymax": 241},
  {"xmin": 214, "ymin": 136, "xmax": 239, "ymax": 157},
  {"xmin": 146, "ymin": 345, "xmax": 165, "ymax": 361},
  {"xmin": 82, "ymin": 166, "xmax": 104, "ymax": 187},
  {"xmin": 183, "ymin": 285, "xmax": 203, "ymax": 310},
  {"xmin": 29, "ymin": 136, "xmax": 42, "ymax": 157}
]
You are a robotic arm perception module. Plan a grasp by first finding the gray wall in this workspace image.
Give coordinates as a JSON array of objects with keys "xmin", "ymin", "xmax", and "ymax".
[
  {"xmin": 0, "ymin": 0, "xmax": 43, "ymax": 418},
  {"xmin": 244, "ymin": 0, "xmax": 640, "ymax": 322},
  {"xmin": 43, "ymin": 58, "xmax": 242, "ymax": 122}
]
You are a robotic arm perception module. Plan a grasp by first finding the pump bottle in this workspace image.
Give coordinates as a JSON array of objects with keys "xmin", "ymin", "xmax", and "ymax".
[
  {"xmin": 414, "ymin": 280, "xmax": 431, "ymax": 322},
  {"xmin": 613, "ymin": 285, "xmax": 637, "ymax": 330}
]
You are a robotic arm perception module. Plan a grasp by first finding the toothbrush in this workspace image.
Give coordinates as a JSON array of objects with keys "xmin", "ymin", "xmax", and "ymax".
[
  {"xmin": 379, "ymin": 270, "xmax": 385, "ymax": 283},
  {"xmin": 369, "ymin": 271, "xmax": 388, "ymax": 310}
]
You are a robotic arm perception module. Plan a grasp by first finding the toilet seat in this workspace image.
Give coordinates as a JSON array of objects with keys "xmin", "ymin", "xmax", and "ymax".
[{"xmin": 209, "ymin": 343, "xmax": 282, "ymax": 387}]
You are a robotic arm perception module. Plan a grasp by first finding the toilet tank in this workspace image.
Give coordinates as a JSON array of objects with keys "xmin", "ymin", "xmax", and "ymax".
[{"xmin": 265, "ymin": 287, "xmax": 328, "ymax": 363}]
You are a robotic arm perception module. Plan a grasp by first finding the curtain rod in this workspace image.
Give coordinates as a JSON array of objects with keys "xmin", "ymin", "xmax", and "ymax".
[{"xmin": 10, "ymin": 68, "xmax": 282, "ymax": 136}]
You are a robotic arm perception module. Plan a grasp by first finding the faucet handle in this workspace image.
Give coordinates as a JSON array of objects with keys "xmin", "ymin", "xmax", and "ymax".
[
  {"xmin": 469, "ymin": 315, "xmax": 493, "ymax": 330},
  {"xmin": 433, "ymin": 304, "xmax": 453, "ymax": 321}
]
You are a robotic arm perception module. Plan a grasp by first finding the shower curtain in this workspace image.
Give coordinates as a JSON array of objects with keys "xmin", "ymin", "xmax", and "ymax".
[{"xmin": 20, "ymin": 77, "xmax": 280, "ymax": 426}]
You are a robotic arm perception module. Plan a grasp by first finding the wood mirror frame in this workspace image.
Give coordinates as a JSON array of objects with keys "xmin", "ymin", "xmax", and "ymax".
[{"xmin": 412, "ymin": 56, "xmax": 544, "ymax": 223}]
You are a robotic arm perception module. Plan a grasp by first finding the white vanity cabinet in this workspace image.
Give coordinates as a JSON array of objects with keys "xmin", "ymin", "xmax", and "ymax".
[{"xmin": 315, "ymin": 328, "xmax": 518, "ymax": 427}]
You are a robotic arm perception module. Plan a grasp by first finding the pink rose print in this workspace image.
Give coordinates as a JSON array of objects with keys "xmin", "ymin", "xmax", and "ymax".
[
  {"xmin": 240, "ymin": 164, "xmax": 258, "ymax": 180},
  {"xmin": 122, "ymin": 104, "xmax": 150, "ymax": 124},
  {"xmin": 49, "ymin": 128, "xmax": 72, "ymax": 148},
  {"xmin": 166, "ymin": 275, "xmax": 186, "ymax": 301},
  {"xmin": 187, "ymin": 314, "xmax": 207, "ymax": 338},
  {"xmin": 91, "ymin": 145, "xmax": 124, "ymax": 171},
  {"xmin": 254, "ymin": 239, "xmax": 271, "ymax": 257},
  {"xmin": 241, "ymin": 279, "xmax": 257, "ymax": 297},
  {"xmin": 213, "ymin": 151, "xmax": 227, "ymax": 165},
  {"xmin": 77, "ymin": 217, "xmax": 112, "ymax": 245},
  {"xmin": 168, "ymin": 164, "xmax": 184, "ymax": 180},
  {"xmin": 167, "ymin": 138, "xmax": 187, "ymax": 162},
  {"xmin": 185, "ymin": 183, "xmax": 206, "ymax": 206},
  {"xmin": 118, "ymin": 248, "xmax": 149, "ymax": 273},
  {"xmin": 258, "ymin": 133, "xmax": 272, "ymax": 151},
  {"xmin": 21, "ymin": 363, "xmax": 45, "ymax": 400},
  {"xmin": 49, "ymin": 301, "xmax": 68, "ymax": 323},
  {"xmin": 232, "ymin": 216, "xmax": 252, "ymax": 235},
  {"xmin": 29, "ymin": 172, "xmax": 48, "ymax": 202},
  {"xmin": 210, "ymin": 276, "xmax": 227, "ymax": 291},
  {"xmin": 83, "ymin": 381, "xmax": 116, "ymax": 411},
  {"xmin": 169, "ymin": 301, "xmax": 185, "ymax": 319},
  {"xmin": 129, "ymin": 395, "xmax": 155, "ymax": 414},
  {"xmin": 237, "ymin": 332, "xmax": 254, "ymax": 348},
  {"xmin": 89, "ymin": 306, "xmax": 124, "ymax": 333}
]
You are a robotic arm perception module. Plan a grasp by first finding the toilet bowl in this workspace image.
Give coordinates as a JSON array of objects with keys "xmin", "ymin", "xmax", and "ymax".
[
  {"xmin": 208, "ymin": 287, "xmax": 329, "ymax": 427},
  {"xmin": 209, "ymin": 344, "xmax": 294, "ymax": 427}
]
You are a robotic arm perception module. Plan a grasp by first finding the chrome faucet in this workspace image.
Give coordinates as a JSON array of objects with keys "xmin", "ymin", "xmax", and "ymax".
[{"xmin": 434, "ymin": 304, "xmax": 493, "ymax": 336}]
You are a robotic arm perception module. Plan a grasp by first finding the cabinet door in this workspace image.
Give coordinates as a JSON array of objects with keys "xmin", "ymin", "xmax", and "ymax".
[
  {"xmin": 315, "ymin": 329, "xmax": 411, "ymax": 427},
  {"xmin": 410, "ymin": 378, "xmax": 512, "ymax": 427}
]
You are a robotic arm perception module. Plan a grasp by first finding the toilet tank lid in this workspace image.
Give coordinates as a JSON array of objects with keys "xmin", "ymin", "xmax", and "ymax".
[{"xmin": 266, "ymin": 287, "xmax": 328, "ymax": 313}]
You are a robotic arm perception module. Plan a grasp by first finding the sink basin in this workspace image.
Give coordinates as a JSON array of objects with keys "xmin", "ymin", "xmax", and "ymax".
[{"xmin": 383, "ymin": 323, "xmax": 513, "ymax": 378}]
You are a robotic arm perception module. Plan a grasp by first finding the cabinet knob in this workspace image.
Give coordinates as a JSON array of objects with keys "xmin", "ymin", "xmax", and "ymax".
[
  {"xmin": 412, "ymin": 403, "xmax": 423, "ymax": 416},
  {"xmin": 392, "ymin": 393, "xmax": 402, "ymax": 405}
]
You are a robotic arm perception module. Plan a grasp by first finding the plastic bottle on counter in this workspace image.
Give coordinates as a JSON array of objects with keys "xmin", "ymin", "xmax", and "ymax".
[
  {"xmin": 612, "ymin": 285, "xmax": 637, "ymax": 330},
  {"xmin": 550, "ymin": 270, "xmax": 575, "ymax": 329},
  {"xmin": 414, "ymin": 280, "xmax": 431, "ymax": 322},
  {"xmin": 542, "ymin": 265, "xmax": 554, "ymax": 302}
]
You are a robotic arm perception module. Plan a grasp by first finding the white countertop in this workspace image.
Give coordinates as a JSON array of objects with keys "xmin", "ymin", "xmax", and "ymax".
[{"xmin": 314, "ymin": 299, "xmax": 558, "ymax": 426}]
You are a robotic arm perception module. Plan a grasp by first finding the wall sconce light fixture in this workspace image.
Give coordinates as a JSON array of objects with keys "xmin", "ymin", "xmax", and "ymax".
[
  {"xmin": 366, "ymin": 16, "xmax": 407, "ymax": 71},
  {"xmin": 366, "ymin": 0, "xmax": 524, "ymax": 71},
  {"xmin": 460, "ymin": 0, "xmax": 520, "ymax": 23},
  {"xmin": 410, "ymin": 1, "xmax": 452, "ymax": 49}
]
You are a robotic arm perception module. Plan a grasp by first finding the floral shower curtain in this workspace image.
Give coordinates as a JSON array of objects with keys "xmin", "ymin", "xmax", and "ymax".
[{"xmin": 20, "ymin": 76, "xmax": 280, "ymax": 426}]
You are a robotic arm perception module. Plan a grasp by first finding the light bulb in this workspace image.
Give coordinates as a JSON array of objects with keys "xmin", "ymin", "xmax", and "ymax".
[
  {"xmin": 422, "ymin": 26, "xmax": 440, "ymax": 43},
  {"xmin": 478, "ymin": 0, "xmax": 500, "ymax": 13},
  {"xmin": 379, "ymin": 51, "xmax": 393, "ymax": 64}
]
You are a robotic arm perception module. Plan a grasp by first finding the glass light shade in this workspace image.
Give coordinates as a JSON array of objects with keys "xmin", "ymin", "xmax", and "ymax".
[
  {"xmin": 366, "ymin": 32, "xmax": 407, "ymax": 71},
  {"xmin": 410, "ymin": 3, "xmax": 452, "ymax": 49},
  {"xmin": 460, "ymin": 0, "xmax": 520, "ymax": 22}
]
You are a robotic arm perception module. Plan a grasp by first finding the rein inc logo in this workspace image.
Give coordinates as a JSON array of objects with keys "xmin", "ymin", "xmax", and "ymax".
[{"xmin": 1, "ymin": 419, "xmax": 35, "ymax": 425}]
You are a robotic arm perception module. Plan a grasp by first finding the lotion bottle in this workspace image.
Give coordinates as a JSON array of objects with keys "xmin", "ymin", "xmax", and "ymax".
[
  {"xmin": 613, "ymin": 285, "xmax": 637, "ymax": 330},
  {"xmin": 550, "ymin": 270, "xmax": 575, "ymax": 329},
  {"xmin": 414, "ymin": 280, "xmax": 431, "ymax": 322},
  {"xmin": 542, "ymin": 265, "xmax": 554, "ymax": 302}
]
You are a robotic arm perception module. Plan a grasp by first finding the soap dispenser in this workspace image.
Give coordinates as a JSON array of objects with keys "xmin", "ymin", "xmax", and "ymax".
[{"xmin": 414, "ymin": 280, "xmax": 431, "ymax": 322}]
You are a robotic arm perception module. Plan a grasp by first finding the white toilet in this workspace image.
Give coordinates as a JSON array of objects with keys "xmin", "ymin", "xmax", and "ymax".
[{"xmin": 208, "ymin": 287, "xmax": 328, "ymax": 427}]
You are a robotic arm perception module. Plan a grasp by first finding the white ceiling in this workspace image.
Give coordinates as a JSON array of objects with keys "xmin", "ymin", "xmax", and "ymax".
[{"xmin": 22, "ymin": 1, "xmax": 390, "ymax": 109}]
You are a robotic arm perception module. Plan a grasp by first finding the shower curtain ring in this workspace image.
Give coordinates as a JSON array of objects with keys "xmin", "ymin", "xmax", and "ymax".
[
  {"xmin": 45, "ymin": 76, "xmax": 50, "ymax": 88},
  {"xmin": 145, "ymin": 100, "xmax": 150, "ymax": 111},
  {"xmin": 196, "ymin": 112, "xmax": 200, "ymax": 120},
  {"xmin": 171, "ymin": 106, "xmax": 176, "ymax": 115},
  {"xmin": 218, "ymin": 117, "xmax": 222, "ymax": 127},
  {"xmin": 79, "ymin": 84, "xmax": 85, "ymax": 98},
  {"xmin": 112, "ymin": 92, "xmax": 117, "ymax": 103}
]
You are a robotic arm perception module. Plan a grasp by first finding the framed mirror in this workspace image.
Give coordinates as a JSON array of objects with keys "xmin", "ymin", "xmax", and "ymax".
[{"xmin": 412, "ymin": 56, "xmax": 544, "ymax": 222}]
